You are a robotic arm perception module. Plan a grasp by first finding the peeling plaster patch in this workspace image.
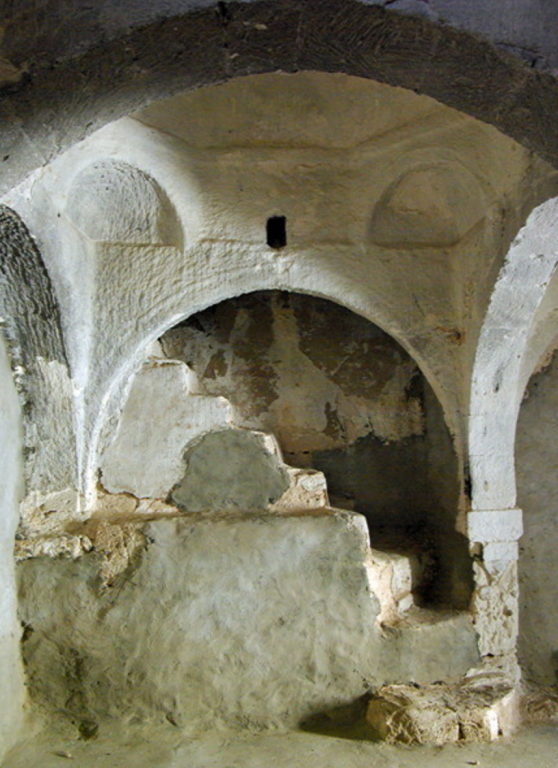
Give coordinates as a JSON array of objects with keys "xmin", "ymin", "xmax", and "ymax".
[
  {"xmin": 161, "ymin": 292, "xmax": 427, "ymax": 456},
  {"xmin": 100, "ymin": 361, "xmax": 232, "ymax": 499}
]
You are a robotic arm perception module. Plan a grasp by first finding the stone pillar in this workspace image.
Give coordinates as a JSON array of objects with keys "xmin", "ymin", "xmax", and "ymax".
[{"xmin": 467, "ymin": 509, "xmax": 523, "ymax": 682}]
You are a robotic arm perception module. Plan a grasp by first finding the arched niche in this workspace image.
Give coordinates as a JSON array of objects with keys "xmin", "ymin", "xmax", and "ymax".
[
  {"xmin": 100, "ymin": 290, "xmax": 472, "ymax": 609},
  {"xmin": 84, "ymin": 272, "xmax": 461, "ymax": 514},
  {"xmin": 65, "ymin": 160, "xmax": 183, "ymax": 249}
]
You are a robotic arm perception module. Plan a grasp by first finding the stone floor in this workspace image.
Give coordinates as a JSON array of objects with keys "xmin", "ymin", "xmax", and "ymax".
[{"xmin": 3, "ymin": 722, "xmax": 558, "ymax": 768}]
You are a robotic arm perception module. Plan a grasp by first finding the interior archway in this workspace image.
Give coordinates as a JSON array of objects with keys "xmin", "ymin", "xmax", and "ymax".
[{"xmin": 147, "ymin": 290, "xmax": 472, "ymax": 608}]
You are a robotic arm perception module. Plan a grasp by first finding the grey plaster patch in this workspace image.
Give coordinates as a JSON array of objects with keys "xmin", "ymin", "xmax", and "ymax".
[{"xmin": 171, "ymin": 429, "xmax": 290, "ymax": 512}]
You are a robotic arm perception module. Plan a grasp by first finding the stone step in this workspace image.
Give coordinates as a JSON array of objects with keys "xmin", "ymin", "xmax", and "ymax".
[{"xmin": 367, "ymin": 681, "xmax": 519, "ymax": 745}]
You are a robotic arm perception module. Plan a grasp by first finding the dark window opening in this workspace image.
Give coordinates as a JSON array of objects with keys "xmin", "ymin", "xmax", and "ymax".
[{"xmin": 267, "ymin": 216, "xmax": 287, "ymax": 248}]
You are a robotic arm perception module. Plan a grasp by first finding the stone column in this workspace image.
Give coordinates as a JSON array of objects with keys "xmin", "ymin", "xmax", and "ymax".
[{"xmin": 467, "ymin": 508, "xmax": 523, "ymax": 682}]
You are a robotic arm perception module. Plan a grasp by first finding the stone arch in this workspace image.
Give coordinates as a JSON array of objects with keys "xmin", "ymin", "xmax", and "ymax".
[
  {"xmin": 469, "ymin": 197, "xmax": 558, "ymax": 513},
  {"xmin": 508, "ymin": 209, "xmax": 558, "ymax": 684},
  {"xmin": 87, "ymin": 278, "xmax": 463, "ymax": 510},
  {"xmin": 2, "ymin": 0, "xmax": 558, "ymax": 205},
  {"xmin": 463, "ymin": 196, "xmax": 558, "ymax": 670}
]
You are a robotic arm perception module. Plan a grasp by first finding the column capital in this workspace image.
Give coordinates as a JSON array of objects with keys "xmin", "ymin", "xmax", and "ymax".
[{"xmin": 467, "ymin": 508, "xmax": 523, "ymax": 543}]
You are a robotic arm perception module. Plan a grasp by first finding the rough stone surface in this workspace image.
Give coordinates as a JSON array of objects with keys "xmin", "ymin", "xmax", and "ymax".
[
  {"xmin": 100, "ymin": 361, "xmax": 232, "ymax": 498},
  {"xmin": 376, "ymin": 609, "xmax": 479, "ymax": 684},
  {"xmin": 367, "ymin": 682, "xmax": 519, "ymax": 744},
  {"xmin": 269, "ymin": 467, "xmax": 329, "ymax": 512},
  {"xmin": 367, "ymin": 548, "xmax": 423, "ymax": 622},
  {"xmin": 472, "ymin": 560, "xmax": 519, "ymax": 657},
  {"xmin": 18, "ymin": 488, "xmax": 83, "ymax": 538}
]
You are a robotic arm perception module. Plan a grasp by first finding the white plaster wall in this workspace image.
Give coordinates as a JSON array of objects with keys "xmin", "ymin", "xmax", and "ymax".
[{"xmin": 0, "ymin": 337, "xmax": 25, "ymax": 761}]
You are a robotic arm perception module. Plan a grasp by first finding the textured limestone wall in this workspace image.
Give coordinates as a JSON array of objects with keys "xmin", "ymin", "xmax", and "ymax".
[{"xmin": 516, "ymin": 351, "xmax": 558, "ymax": 684}]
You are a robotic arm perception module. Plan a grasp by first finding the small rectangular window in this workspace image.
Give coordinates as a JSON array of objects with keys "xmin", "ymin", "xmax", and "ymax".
[{"xmin": 267, "ymin": 216, "xmax": 287, "ymax": 248}]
